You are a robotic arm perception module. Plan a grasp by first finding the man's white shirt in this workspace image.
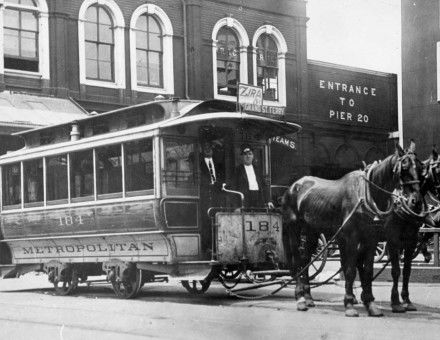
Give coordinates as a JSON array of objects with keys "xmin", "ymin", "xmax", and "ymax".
[
  {"xmin": 204, "ymin": 157, "xmax": 216, "ymax": 183},
  {"xmin": 244, "ymin": 164, "xmax": 259, "ymax": 190}
]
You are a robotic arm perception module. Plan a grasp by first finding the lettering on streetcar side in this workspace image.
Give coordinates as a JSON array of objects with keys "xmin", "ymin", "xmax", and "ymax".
[
  {"xmin": 58, "ymin": 214, "xmax": 85, "ymax": 227},
  {"xmin": 21, "ymin": 242, "xmax": 155, "ymax": 255}
]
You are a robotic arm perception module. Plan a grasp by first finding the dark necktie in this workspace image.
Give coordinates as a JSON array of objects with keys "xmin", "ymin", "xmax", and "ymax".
[{"xmin": 208, "ymin": 159, "xmax": 216, "ymax": 184}]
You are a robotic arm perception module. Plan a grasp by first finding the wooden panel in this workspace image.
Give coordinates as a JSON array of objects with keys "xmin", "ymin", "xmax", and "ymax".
[
  {"xmin": 1, "ymin": 199, "xmax": 160, "ymax": 239},
  {"xmin": 6, "ymin": 233, "xmax": 171, "ymax": 264},
  {"xmin": 216, "ymin": 212, "xmax": 284, "ymax": 264}
]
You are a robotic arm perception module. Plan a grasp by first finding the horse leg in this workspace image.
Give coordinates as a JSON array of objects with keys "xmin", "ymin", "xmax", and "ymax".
[
  {"xmin": 388, "ymin": 241, "xmax": 405, "ymax": 313},
  {"xmin": 287, "ymin": 222, "xmax": 308, "ymax": 311},
  {"xmin": 401, "ymin": 244, "xmax": 417, "ymax": 311},
  {"xmin": 360, "ymin": 235, "xmax": 383, "ymax": 317},
  {"xmin": 340, "ymin": 234, "xmax": 359, "ymax": 317},
  {"xmin": 302, "ymin": 232, "xmax": 319, "ymax": 307},
  {"xmin": 338, "ymin": 235, "xmax": 358, "ymax": 305}
]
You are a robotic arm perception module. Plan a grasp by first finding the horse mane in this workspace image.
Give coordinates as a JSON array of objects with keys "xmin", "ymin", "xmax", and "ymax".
[{"xmin": 368, "ymin": 153, "xmax": 397, "ymax": 210}]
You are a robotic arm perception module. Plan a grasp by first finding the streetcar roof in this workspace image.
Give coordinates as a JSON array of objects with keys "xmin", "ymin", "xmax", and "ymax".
[{"xmin": 159, "ymin": 111, "xmax": 301, "ymax": 137}]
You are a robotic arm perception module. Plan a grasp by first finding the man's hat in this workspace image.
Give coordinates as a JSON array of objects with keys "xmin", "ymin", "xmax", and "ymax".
[{"xmin": 240, "ymin": 144, "xmax": 253, "ymax": 154}]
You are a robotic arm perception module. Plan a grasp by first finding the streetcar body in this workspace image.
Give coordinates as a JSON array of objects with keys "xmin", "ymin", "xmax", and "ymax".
[{"xmin": 0, "ymin": 99, "xmax": 300, "ymax": 296}]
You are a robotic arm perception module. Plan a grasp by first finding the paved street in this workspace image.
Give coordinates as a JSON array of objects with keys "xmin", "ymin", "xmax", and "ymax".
[{"xmin": 0, "ymin": 267, "xmax": 440, "ymax": 340}]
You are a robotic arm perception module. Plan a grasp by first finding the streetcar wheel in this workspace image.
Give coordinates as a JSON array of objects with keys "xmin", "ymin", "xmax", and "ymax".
[
  {"xmin": 181, "ymin": 279, "xmax": 211, "ymax": 295},
  {"xmin": 309, "ymin": 233, "xmax": 328, "ymax": 281},
  {"xmin": 374, "ymin": 242, "xmax": 387, "ymax": 262},
  {"xmin": 111, "ymin": 268, "xmax": 142, "ymax": 299},
  {"xmin": 53, "ymin": 267, "xmax": 79, "ymax": 296}
]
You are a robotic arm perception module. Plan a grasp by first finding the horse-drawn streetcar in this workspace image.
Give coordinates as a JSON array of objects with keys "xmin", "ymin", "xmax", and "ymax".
[{"xmin": 0, "ymin": 98, "xmax": 301, "ymax": 298}]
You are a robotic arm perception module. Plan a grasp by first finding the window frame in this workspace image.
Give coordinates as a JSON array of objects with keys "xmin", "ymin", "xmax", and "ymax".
[
  {"xmin": 0, "ymin": 136, "xmax": 157, "ymax": 211},
  {"xmin": 84, "ymin": 4, "xmax": 115, "ymax": 82},
  {"xmin": 252, "ymin": 25, "xmax": 287, "ymax": 107},
  {"xmin": 129, "ymin": 3, "xmax": 174, "ymax": 95},
  {"xmin": 78, "ymin": 0, "xmax": 125, "ymax": 89},
  {"xmin": 211, "ymin": 17, "xmax": 249, "ymax": 102},
  {"xmin": 0, "ymin": 0, "xmax": 49, "ymax": 78}
]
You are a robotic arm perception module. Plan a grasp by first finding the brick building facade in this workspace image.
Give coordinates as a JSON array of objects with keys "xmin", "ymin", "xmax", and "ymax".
[{"xmin": 0, "ymin": 0, "xmax": 397, "ymax": 184}]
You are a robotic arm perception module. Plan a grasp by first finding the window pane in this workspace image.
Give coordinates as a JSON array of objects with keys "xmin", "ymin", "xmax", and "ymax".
[
  {"xmin": 46, "ymin": 155, "xmax": 68, "ymax": 201},
  {"xmin": 2, "ymin": 163, "xmax": 21, "ymax": 206},
  {"xmin": 149, "ymin": 52, "xmax": 161, "ymax": 86},
  {"xmin": 4, "ymin": 9, "xmax": 20, "ymax": 29},
  {"xmin": 21, "ymin": 11, "xmax": 38, "ymax": 31},
  {"xmin": 136, "ymin": 30, "xmax": 148, "ymax": 50},
  {"xmin": 70, "ymin": 150, "xmax": 94, "ymax": 199},
  {"xmin": 99, "ymin": 23, "xmax": 113, "ymax": 44},
  {"xmin": 137, "ymin": 51, "xmax": 148, "ymax": 83},
  {"xmin": 148, "ymin": 16, "xmax": 161, "ymax": 34},
  {"xmin": 149, "ymin": 32, "xmax": 161, "ymax": 51},
  {"xmin": 136, "ymin": 14, "xmax": 147, "ymax": 31},
  {"xmin": 85, "ymin": 41, "xmax": 98, "ymax": 60},
  {"xmin": 98, "ymin": 44, "xmax": 111, "ymax": 62},
  {"xmin": 163, "ymin": 140, "xmax": 197, "ymax": 196},
  {"xmin": 85, "ymin": 22, "xmax": 98, "ymax": 41},
  {"xmin": 125, "ymin": 139, "xmax": 153, "ymax": 192},
  {"xmin": 99, "ymin": 60, "xmax": 112, "ymax": 81},
  {"xmin": 85, "ymin": 6, "xmax": 97, "ymax": 22},
  {"xmin": 96, "ymin": 145, "xmax": 122, "ymax": 195},
  {"xmin": 23, "ymin": 159, "xmax": 43, "ymax": 204},
  {"xmin": 86, "ymin": 58, "xmax": 98, "ymax": 79},
  {"xmin": 4, "ymin": 29, "xmax": 20, "ymax": 56},
  {"xmin": 21, "ymin": 32, "xmax": 37, "ymax": 58},
  {"xmin": 98, "ymin": 7, "xmax": 112, "ymax": 26}
]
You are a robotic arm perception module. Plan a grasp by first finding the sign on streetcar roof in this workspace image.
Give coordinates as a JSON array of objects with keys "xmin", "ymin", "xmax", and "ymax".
[{"xmin": 237, "ymin": 83, "xmax": 285, "ymax": 116}]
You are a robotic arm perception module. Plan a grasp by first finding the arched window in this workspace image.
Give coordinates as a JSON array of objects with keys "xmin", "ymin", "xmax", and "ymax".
[
  {"xmin": 256, "ymin": 34, "xmax": 278, "ymax": 101},
  {"xmin": 130, "ymin": 4, "xmax": 174, "ymax": 95},
  {"xmin": 78, "ymin": 0, "xmax": 125, "ymax": 89},
  {"xmin": 135, "ymin": 14, "xmax": 162, "ymax": 87},
  {"xmin": 252, "ymin": 25, "xmax": 287, "ymax": 106},
  {"xmin": 84, "ymin": 5, "xmax": 114, "ymax": 81},
  {"xmin": 1, "ymin": 0, "xmax": 49, "ymax": 77},
  {"xmin": 212, "ymin": 17, "xmax": 249, "ymax": 101},
  {"xmin": 216, "ymin": 27, "xmax": 240, "ymax": 96}
]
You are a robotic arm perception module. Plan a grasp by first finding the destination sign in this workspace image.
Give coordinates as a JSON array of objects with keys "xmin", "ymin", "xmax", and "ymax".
[{"xmin": 238, "ymin": 83, "xmax": 285, "ymax": 116}]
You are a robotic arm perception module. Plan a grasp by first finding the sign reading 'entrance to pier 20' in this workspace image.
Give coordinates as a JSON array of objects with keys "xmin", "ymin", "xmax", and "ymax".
[{"xmin": 308, "ymin": 63, "xmax": 397, "ymax": 129}]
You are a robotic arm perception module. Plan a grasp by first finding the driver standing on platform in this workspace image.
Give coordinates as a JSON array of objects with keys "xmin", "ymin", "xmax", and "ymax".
[
  {"xmin": 234, "ymin": 144, "xmax": 274, "ymax": 210},
  {"xmin": 199, "ymin": 140, "xmax": 224, "ymax": 254}
]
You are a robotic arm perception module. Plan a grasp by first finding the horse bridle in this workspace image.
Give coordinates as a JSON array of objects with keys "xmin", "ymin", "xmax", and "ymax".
[{"xmin": 363, "ymin": 153, "xmax": 426, "ymax": 219}]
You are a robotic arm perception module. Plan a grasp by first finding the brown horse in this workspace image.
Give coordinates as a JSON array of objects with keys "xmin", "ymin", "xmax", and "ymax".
[
  {"xmin": 385, "ymin": 148, "xmax": 439, "ymax": 313},
  {"xmin": 282, "ymin": 143, "xmax": 422, "ymax": 317}
]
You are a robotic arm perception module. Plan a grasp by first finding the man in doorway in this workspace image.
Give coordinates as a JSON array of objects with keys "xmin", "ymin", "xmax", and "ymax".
[
  {"xmin": 234, "ymin": 144, "xmax": 274, "ymax": 209},
  {"xmin": 199, "ymin": 140, "xmax": 224, "ymax": 253}
]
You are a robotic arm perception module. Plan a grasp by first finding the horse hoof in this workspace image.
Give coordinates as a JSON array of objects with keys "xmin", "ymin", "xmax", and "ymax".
[
  {"xmin": 391, "ymin": 304, "xmax": 406, "ymax": 313},
  {"xmin": 403, "ymin": 302, "xmax": 417, "ymax": 312},
  {"xmin": 367, "ymin": 302, "xmax": 384, "ymax": 317},
  {"xmin": 297, "ymin": 297, "xmax": 308, "ymax": 311},
  {"xmin": 345, "ymin": 307, "xmax": 359, "ymax": 317}
]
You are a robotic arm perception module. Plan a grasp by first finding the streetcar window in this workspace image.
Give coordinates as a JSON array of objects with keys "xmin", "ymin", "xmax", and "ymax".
[
  {"xmin": 70, "ymin": 149, "xmax": 94, "ymax": 201},
  {"xmin": 2, "ymin": 163, "xmax": 21, "ymax": 208},
  {"xmin": 96, "ymin": 144, "xmax": 122, "ymax": 198},
  {"xmin": 23, "ymin": 158, "xmax": 44, "ymax": 206},
  {"xmin": 125, "ymin": 139, "xmax": 153, "ymax": 195},
  {"xmin": 163, "ymin": 139, "xmax": 197, "ymax": 196},
  {"xmin": 46, "ymin": 154, "xmax": 68, "ymax": 204}
]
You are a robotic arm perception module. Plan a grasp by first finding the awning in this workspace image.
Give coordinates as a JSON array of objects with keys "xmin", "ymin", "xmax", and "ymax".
[{"xmin": 0, "ymin": 91, "xmax": 88, "ymax": 131}]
